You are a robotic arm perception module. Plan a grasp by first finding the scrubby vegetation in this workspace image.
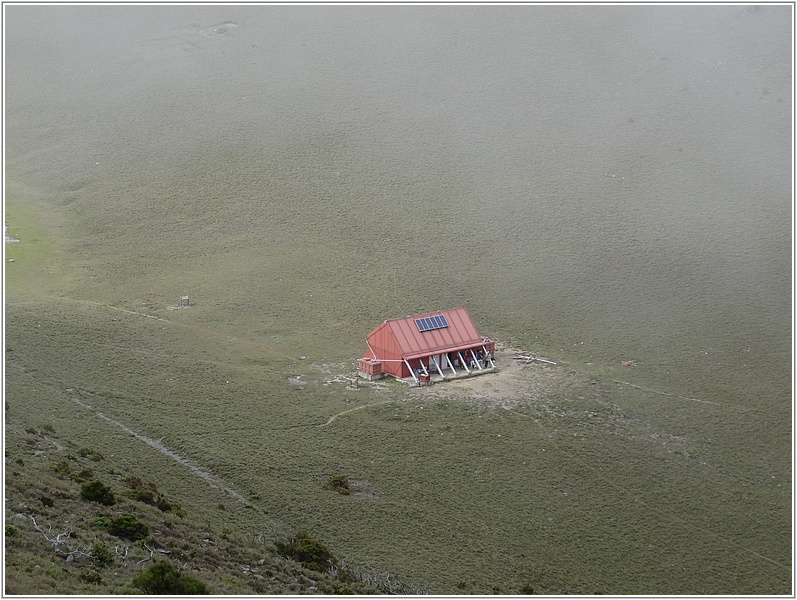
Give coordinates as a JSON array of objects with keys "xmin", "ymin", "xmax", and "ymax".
[
  {"xmin": 88, "ymin": 541, "xmax": 114, "ymax": 568},
  {"xmin": 79, "ymin": 480, "xmax": 116, "ymax": 506},
  {"xmin": 123, "ymin": 475, "xmax": 183, "ymax": 515},
  {"xmin": 93, "ymin": 513, "xmax": 150, "ymax": 542},
  {"xmin": 2, "ymin": 423, "xmax": 407, "ymax": 594},
  {"xmin": 77, "ymin": 447, "xmax": 105, "ymax": 462},
  {"xmin": 132, "ymin": 561, "xmax": 211, "ymax": 595},
  {"xmin": 323, "ymin": 474, "xmax": 351, "ymax": 495},
  {"xmin": 275, "ymin": 530, "xmax": 337, "ymax": 573}
]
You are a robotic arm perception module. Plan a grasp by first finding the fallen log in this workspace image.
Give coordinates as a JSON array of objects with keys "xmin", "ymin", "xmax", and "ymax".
[{"xmin": 512, "ymin": 354, "xmax": 558, "ymax": 365}]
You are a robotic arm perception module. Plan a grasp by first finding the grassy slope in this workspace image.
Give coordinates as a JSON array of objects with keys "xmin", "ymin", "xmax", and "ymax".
[
  {"xmin": 4, "ymin": 143, "xmax": 791, "ymax": 595},
  {"xmin": 3, "ymin": 415, "xmax": 384, "ymax": 595}
]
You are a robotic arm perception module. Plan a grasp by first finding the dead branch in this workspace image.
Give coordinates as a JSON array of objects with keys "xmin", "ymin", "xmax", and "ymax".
[
  {"xmin": 115, "ymin": 545, "xmax": 129, "ymax": 560},
  {"xmin": 65, "ymin": 547, "xmax": 92, "ymax": 561},
  {"xmin": 512, "ymin": 354, "xmax": 557, "ymax": 365},
  {"xmin": 29, "ymin": 515, "xmax": 69, "ymax": 548},
  {"xmin": 28, "ymin": 515, "xmax": 90, "ymax": 560},
  {"xmin": 136, "ymin": 542, "xmax": 170, "ymax": 566},
  {"xmin": 338, "ymin": 555, "xmax": 427, "ymax": 595}
]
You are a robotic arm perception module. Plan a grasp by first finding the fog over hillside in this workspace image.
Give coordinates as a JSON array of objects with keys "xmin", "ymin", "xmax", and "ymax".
[{"xmin": 4, "ymin": 4, "xmax": 792, "ymax": 595}]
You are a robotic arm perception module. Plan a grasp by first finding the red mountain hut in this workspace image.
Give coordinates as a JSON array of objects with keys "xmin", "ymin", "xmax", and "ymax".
[{"xmin": 357, "ymin": 307, "xmax": 496, "ymax": 382}]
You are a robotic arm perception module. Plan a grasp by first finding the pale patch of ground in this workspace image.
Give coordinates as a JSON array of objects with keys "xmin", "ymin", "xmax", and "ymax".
[
  {"xmin": 348, "ymin": 478, "xmax": 380, "ymax": 500},
  {"xmin": 316, "ymin": 343, "xmax": 566, "ymax": 407},
  {"xmin": 306, "ymin": 344, "xmax": 698, "ymax": 461},
  {"xmin": 412, "ymin": 343, "xmax": 564, "ymax": 409},
  {"xmin": 5, "ymin": 223, "xmax": 19, "ymax": 243},
  {"xmin": 287, "ymin": 375, "xmax": 306, "ymax": 389}
]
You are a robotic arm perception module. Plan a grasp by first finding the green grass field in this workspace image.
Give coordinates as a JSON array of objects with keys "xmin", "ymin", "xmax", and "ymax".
[{"xmin": 4, "ymin": 139, "xmax": 791, "ymax": 594}]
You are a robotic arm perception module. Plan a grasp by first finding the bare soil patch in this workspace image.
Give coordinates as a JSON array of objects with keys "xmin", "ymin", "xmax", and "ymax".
[{"xmin": 408, "ymin": 343, "xmax": 565, "ymax": 409}]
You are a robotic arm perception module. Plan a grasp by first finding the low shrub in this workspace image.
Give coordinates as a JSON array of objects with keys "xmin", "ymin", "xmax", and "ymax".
[
  {"xmin": 94, "ymin": 512, "xmax": 149, "ymax": 541},
  {"xmin": 89, "ymin": 541, "xmax": 114, "ymax": 567},
  {"xmin": 70, "ymin": 467, "xmax": 95, "ymax": 483},
  {"xmin": 109, "ymin": 514, "xmax": 149, "ymax": 541},
  {"xmin": 333, "ymin": 585, "xmax": 356, "ymax": 594},
  {"xmin": 92, "ymin": 513, "xmax": 112, "ymax": 529},
  {"xmin": 323, "ymin": 474, "xmax": 351, "ymax": 495},
  {"xmin": 80, "ymin": 480, "xmax": 116, "ymax": 506},
  {"xmin": 124, "ymin": 475, "xmax": 183, "ymax": 516},
  {"xmin": 77, "ymin": 447, "xmax": 105, "ymax": 461},
  {"xmin": 52, "ymin": 459, "xmax": 71, "ymax": 476},
  {"xmin": 132, "ymin": 561, "xmax": 210, "ymax": 594},
  {"xmin": 79, "ymin": 569, "xmax": 103, "ymax": 585},
  {"xmin": 130, "ymin": 487, "xmax": 156, "ymax": 505},
  {"xmin": 274, "ymin": 530, "xmax": 336, "ymax": 573}
]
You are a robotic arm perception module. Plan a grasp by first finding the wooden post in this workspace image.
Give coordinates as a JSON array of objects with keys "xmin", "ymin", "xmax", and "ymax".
[
  {"xmin": 404, "ymin": 359, "xmax": 418, "ymax": 383},
  {"xmin": 470, "ymin": 349, "xmax": 483, "ymax": 370},
  {"xmin": 432, "ymin": 356, "xmax": 445, "ymax": 378},
  {"xmin": 445, "ymin": 353, "xmax": 457, "ymax": 375}
]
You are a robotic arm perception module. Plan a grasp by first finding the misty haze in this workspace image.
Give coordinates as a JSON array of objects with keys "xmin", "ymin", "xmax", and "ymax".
[{"xmin": 4, "ymin": 4, "xmax": 791, "ymax": 595}]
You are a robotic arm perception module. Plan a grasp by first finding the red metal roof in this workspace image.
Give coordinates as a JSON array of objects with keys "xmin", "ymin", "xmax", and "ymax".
[{"xmin": 366, "ymin": 307, "xmax": 487, "ymax": 360}]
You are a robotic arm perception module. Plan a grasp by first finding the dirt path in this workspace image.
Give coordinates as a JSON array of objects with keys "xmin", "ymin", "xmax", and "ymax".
[
  {"xmin": 70, "ymin": 396, "xmax": 246, "ymax": 503},
  {"xmin": 318, "ymin": 400, "xmax": 394, "ymax": 427}
]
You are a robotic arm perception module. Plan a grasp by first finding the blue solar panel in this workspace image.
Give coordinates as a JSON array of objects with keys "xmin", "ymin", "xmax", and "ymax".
[{"xmin": 415, "ymin": 314, "xmax": 449, "ymax": 332}]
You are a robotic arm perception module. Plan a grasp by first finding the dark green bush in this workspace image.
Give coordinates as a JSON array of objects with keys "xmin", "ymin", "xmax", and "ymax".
[
  {"xmin": 93, "ymin": 512, "xmax": 149, "ymax": 541},
  {"xmin": 323, "ymin": 474, "xmax": 351, "ymax": 495},
  {"xmin": 79, "ymin": 569, "xmax": 103, "ymax": 585},
  {"xmin": 333, "ymin": 585, "xmax": 356, "ymax": 594},
  {"xmin": 274, "ymin": 530, "xmax": 336, "ymax": 572},
  {"xmin": 154, "ymin": 494, "xmax": 173, "ymax": 512},
  {"xmin": 91, "ymin": 513, "xmax": 112, "ymax": 529},
  {"xmin": 124, "ymin": 475, "xmax": 183, "ymax": 515},
  {"xmin": 89, "ymin": 541, "xmax": 114, "ymax": 567},
  {"xmin": 77, "ymin": 447, "xmax": 105, "ymax": 461},
  {"xmin": 132, "ymin": 561, "xmax": 210, "ymax": 594},
  {"xmin": 70, "ymin": 467, "xmax": 95, "ymax": 483},
  {"xmin": 80, "ymin": 480, "xmax": 116, "ymax": 506},
  {"xmin": 108, "ymin": 513, "xmax": 149, "ymax": 541},
  {"xmin": 130, "ymin": 487, "xmax": 157, "ymax": 504},
  {"xmin": 52, "ymin": 459, "xmax": 71, "ymax": 476},
  {"xmin": 5, "ymin": 524, "xmax": 18, "ymax": 538}
]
